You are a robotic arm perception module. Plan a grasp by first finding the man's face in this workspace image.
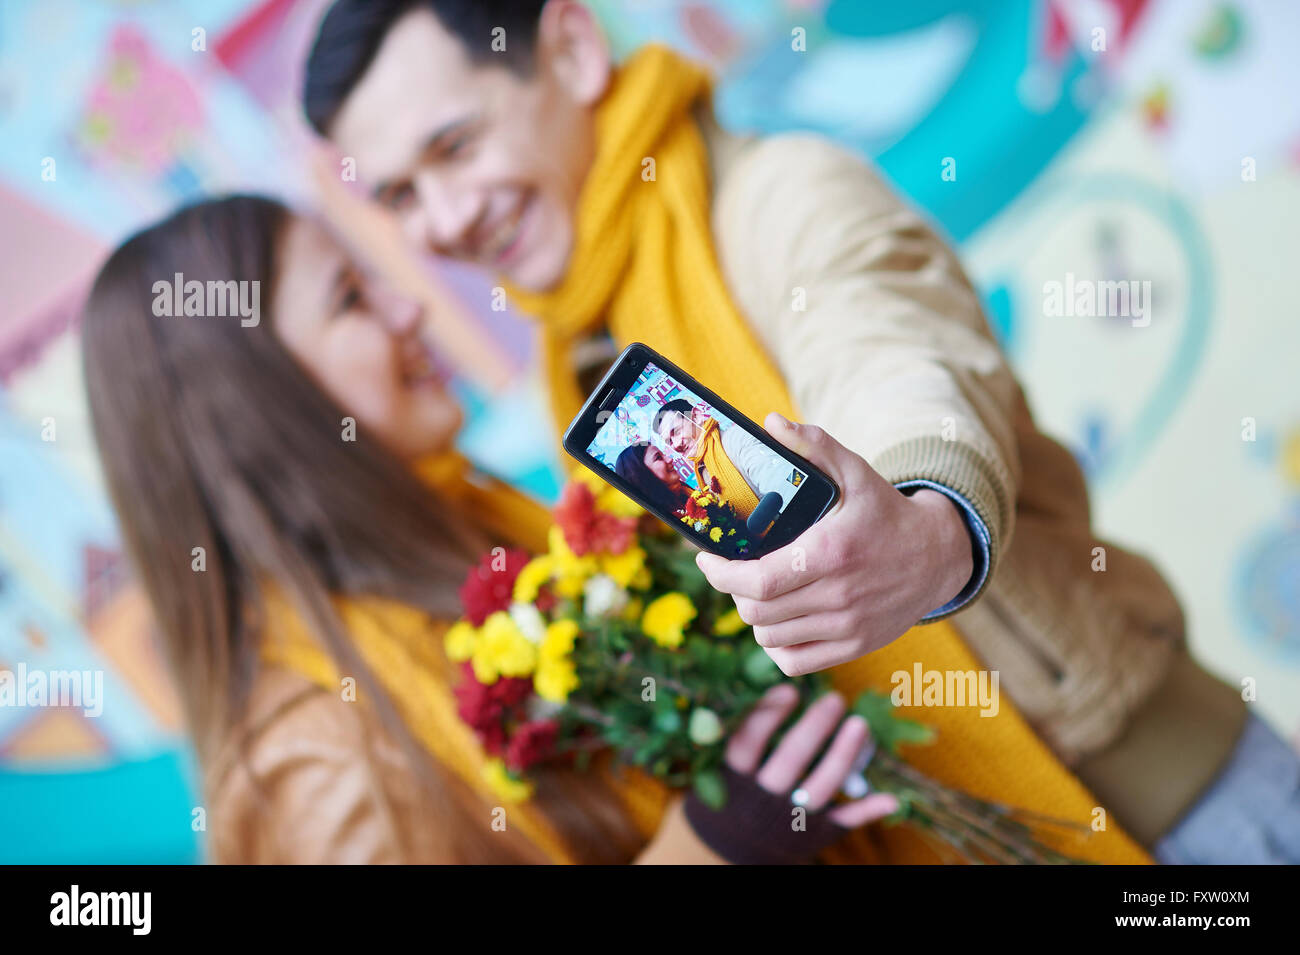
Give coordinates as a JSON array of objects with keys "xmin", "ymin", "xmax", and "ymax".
[
  {"xmin": 657, "ymin": 410, "xmax": 701, "ymax": 458},
  {"xmin": 330, "ymin": 8, "xmax": 605, "ymax": 291}
]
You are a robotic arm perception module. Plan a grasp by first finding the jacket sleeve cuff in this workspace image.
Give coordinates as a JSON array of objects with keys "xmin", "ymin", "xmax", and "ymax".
[{"xmin": 894, "ymin": 479, "xmax": 990, "ymax": 619}]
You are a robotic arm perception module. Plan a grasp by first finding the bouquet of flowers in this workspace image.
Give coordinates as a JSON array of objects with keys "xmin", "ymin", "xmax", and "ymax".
[
  {"xmin": 676, "ymin": 484, "xmax": 752, "ymax": 556},
  {"xmin": 447, "ymin": 472, "xmax": 1088, "ymax": 863}
]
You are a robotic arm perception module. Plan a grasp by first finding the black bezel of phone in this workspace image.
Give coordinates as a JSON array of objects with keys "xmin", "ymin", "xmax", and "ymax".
[{"xmin": 561, "ymin": 342, "xmax": 840, "ymax": 560}]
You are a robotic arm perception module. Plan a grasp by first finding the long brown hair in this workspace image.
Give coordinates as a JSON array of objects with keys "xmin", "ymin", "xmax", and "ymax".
[{"xmin": 81, "ymin": 196, "xmax": 643, "ymax": 863}]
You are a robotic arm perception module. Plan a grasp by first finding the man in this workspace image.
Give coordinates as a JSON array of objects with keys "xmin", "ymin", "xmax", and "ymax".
[
  {"xmin": 653, "ymin": 399, "xmax": 800, "ymax": 519},
  {"xmin": 299, "ymin": 1, "xmax": 1298, "ymax": 862}
]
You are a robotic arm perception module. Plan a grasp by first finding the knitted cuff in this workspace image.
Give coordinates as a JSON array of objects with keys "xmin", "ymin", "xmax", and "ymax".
[{"xmin": 683, "ymin": 764, "xmax": 851, "ymax": 865}]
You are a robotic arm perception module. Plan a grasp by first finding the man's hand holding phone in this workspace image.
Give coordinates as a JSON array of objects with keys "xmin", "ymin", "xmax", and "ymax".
[{"xmin": 694, "ymin": 413, "xmax": 974, "ymax": 676}]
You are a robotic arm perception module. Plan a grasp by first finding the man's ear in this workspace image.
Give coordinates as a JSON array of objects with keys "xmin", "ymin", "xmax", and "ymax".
[{"xmin": 537, "ymin": 0, "xmax": 611, "ymax": 105}]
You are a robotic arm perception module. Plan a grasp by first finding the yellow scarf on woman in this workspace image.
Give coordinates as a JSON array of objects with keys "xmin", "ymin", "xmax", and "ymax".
[
  {"xmin": 507, "ymin": 45, "xmax": 1150, "ymax": 864},
  {"xmin": 691, "ymin": 418, "xmax": 760, "ymax": 517}
]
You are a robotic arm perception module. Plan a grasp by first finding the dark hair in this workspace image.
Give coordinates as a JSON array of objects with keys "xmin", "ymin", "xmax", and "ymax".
[
  {"xmin": 303, "ymin": 0, "xmax": 547, "ymax": 135},
  {"xmin": 82, "ymin": 195, "xmax": 642, "ymax": 864},
  {"xmin": 615, "ymin": 443, "xmax": 686, "ymax": 516},
  {"xmin": 651, "ymin": 398, "xmax": 694, "ymax": 437}
]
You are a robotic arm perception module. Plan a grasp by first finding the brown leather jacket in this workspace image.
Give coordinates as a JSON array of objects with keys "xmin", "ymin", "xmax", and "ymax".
[{"xmin": 206, "ymin": 664, "xmax": 724, "ymax": 864}]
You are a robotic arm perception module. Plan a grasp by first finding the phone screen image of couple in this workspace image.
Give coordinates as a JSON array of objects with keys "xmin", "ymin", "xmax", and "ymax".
[{"xmin": 587, "ymin": 362, "xmax": 808, "ymax": 557}]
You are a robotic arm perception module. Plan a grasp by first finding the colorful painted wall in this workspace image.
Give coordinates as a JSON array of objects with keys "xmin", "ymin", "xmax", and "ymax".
[{"xmin": 2, "ymin": 0, "xmax": 1296, "ymax": 862}]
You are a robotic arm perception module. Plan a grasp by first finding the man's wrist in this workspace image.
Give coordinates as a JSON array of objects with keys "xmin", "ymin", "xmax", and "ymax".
[{"xmin": 905, "ymin": 488, "xmax": 975, "ymax": 613}]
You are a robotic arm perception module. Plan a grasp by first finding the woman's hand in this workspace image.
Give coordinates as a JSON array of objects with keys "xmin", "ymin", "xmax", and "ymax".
[{"xmin": 681, "ymin": 682, "xmax": 899, "ymax": 864}]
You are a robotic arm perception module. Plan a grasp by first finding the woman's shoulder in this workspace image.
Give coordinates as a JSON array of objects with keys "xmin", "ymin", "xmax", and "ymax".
[{"xmin": 205, "ymin": 665, "xmax": 441, "ymax": 864}]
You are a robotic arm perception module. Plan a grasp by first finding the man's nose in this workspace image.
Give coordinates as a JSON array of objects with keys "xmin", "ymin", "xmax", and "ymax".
[{"xmin": 410, "ymin": 169, "xmax": 483, "ymax": 253}]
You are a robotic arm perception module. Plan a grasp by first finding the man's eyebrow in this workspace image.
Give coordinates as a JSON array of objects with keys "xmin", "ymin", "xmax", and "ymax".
[{"xmin": 371, "ymin": 114, "xmax": 482, "ymax": 198}]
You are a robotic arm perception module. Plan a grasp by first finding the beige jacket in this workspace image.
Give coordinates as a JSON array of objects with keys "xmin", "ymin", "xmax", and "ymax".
[{"xmin": 698, "ymin": 113, "xmax": 1246, "ymax": 844}]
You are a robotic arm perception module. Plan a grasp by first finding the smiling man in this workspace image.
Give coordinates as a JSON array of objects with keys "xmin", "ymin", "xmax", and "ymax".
[
  {"xmin": 297, "ymin": 0, "xmax": 1298, "ymax": 864},
  {"xmin": 653, "ymin": 399, "xmax": 799, "ymax": 520},
  {"xmin": 304, "ymin": 1, "xmax": 596, "ymax": 292}
]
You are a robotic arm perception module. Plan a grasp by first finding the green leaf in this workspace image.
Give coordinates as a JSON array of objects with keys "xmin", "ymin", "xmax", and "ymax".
[
  {"xmin": 851, "ymin": 690, "xmax": 936, "ymax": 754},
  {"xmin": 741, "ymin": 648, "xmax": 781, "ymax": 686},
  {"xmin": 692, "ymin": 768, "xmax": 728, "ymax": 810},
  {"xmin": 652, "ymin": 707, "xmax": 683, "ymax": 733}
]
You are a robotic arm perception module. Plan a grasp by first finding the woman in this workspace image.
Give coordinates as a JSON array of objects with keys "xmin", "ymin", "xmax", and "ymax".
[
  {"xmin": 81, "ymin": 196, "xmax": 897, "ymax": 864},
  {"xmin": 614, "ymin": 441, "xmax": 690, "ymax": 516}
]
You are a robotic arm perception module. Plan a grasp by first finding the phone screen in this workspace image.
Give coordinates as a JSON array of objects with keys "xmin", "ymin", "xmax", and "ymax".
[{"xmin": 585, "ymin": 360, "xmax": 813, "ymax": 558}]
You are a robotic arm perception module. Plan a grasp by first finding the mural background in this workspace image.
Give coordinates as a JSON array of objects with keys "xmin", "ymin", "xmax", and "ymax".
[{"xmin": 1, "ymin": 0, "xmax": 1296, "ymax": 862}]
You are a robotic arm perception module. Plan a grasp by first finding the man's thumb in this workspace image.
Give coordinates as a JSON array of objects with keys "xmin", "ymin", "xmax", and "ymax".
[{"xmin": 764, "ymin": 412, "xmax": 861, "ymax": 487}]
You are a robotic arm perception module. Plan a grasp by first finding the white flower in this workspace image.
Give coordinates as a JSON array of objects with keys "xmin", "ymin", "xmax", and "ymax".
[
  {"xmin": 583, "ymin": 572, "xmax": 628, "ymax": 619},
  {"xmin": 509, "ymin": 602, "xmax": 546, "ymax": 644},
  {"xmin": 527, "ymin": 697, "xmax": 564, "ymax": 721}
]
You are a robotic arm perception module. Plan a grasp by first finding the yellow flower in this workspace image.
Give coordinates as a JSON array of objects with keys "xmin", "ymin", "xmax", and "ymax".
[
  {"xmin": 641, "ymin": 592, "xmax": 697, "ymax": 649},
  {"xmin": 548, "ymin": 525, "xmax": 599, "ymax": 599},
  {"xmin": 600, "ymin": 544, "xmax": 647, "ymax": 589},
  {"xmin": 572, "ymin": 469, "xmax": 644, "ymax": 518},
  {"xmin": 714, "ymin": 606, "xmax": 747, "ymax": 636},
  {"xmin": 444, "ymin": 619, "xmax": 479, "ymax": 662},
  {"xmin": 571, "ymin": 467, "xmax": 608, "ymax": 497},
  {"xmin": 532, "ymin": 619, "xmax": 580, "ymax": 703},
  {"xmin": 482, "ymin": 758, "xmax": 533, "ymax": 802},
  {"xmin": 598, "ymin": 485, "xmax": 644, "ymax": 518},
  {"xmin": 471, "ymin": 611, "xmax": 537, "ymax": 684},
  {"xmin": 709, "ymin": 526, "xmax": 723, "ymax": 543},
  {"xmin": 512, "ymin": 555, "xmax": 555, "ymax": 603},
  {"xmin": 535, "ymin": 657, "xmax": 580, "ymax": 703},
  {"xmin": 540, "ymin": 618, "xmax": 579, "ymax": 661}
]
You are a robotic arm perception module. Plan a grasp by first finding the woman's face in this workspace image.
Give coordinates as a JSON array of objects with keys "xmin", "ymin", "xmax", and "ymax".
[
  {"xmin": 644, "ymin": 444, "xmax": 683, "ymax": 491},
  {"xmin": 271, "ymin": 216, "xmax": 462, "ymax": 460}
]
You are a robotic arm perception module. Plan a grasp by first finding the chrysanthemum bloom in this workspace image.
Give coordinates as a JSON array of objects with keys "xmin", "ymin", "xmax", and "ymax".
[
  {"xmin": 506, "ymin": 719, "xmax": 560, "ymax": 772},
  {"xmin": 554, "ymin": 481, "xmax": 638, "ymax": 556},
  {"xmin": 641, "ymin": 592, "xmax": 698, "ymax": 649},
  {"xmin": 459, "ymin": 548, "xmax": 532, "ymax": 625},
  {"xmin": 482, "ymin": 758, "xmax": 533, "ymax": 802},
  {"xmin": 472, "ymin": 611, "xmax": 538, "ymax": 683}
]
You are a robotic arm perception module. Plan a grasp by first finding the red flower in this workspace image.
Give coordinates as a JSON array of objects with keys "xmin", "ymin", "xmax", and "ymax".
[
  {"xmin": 477, "ymin": 721, "xmax": 508, "ymax": 757},
  {"xmin": 506, "ymin": 719, "xmax": 560, "ymax": 772},
  {"xmin": 554, "ymin": 482, "xmax": 637, "ymax": 556},
  {"xmin": 453, "ymin": 662, "xmax": 532, "ymax": 730},
  {"xmin": 459, "ymin": 548, "xmax": 532, "ymax": 625}
]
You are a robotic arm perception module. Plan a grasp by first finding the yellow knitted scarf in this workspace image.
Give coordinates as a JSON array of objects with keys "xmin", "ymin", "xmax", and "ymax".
[
  {"xmin": 505, "ymin": 44, "xmax": 1150, "ymax": 864},
  {"xmin": 692, "ymin": 418, "xmax": 760, "ymax": 517}
]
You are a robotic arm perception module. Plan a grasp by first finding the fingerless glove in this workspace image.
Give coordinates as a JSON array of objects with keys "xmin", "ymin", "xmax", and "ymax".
[{"xmin": 683, "ymin": 764, "xmax": 851, "ymax": 864}]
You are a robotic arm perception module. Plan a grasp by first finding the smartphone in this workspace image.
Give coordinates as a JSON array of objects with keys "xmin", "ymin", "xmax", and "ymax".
[{"xmin": 562, "ymin": 342, "xmax": 839, "ymax": 559}]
